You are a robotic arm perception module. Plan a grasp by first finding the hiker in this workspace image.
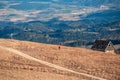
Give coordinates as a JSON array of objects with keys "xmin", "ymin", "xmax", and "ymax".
[{"xmin": 58, "ymin": 46, "xmax": 61, "ymax": 50}]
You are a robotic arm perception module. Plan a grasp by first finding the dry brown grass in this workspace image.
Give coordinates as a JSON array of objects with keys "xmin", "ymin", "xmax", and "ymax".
[{"xmin": 0, "ymin": 38, "xmax": 120, "ymax": 80}]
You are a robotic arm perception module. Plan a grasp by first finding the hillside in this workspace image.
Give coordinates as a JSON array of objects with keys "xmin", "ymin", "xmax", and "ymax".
[
  {"xmin": 0, "ymin": 20, "xmax": 120, "ymax": 46},
  {"xmin": 0, "ymin": 39, "xmax": 120, "ymax": 80}
]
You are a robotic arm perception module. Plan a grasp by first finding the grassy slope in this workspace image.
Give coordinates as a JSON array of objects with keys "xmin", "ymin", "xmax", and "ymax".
[{"xmin": 0, "ymin": 39, "xmax": 120, "ymax": 80}]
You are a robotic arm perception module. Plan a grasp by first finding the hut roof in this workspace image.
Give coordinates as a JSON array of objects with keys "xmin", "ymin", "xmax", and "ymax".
[{"xmin": 91, "ymin": 40, "xmax": 110, "ymax": 51}]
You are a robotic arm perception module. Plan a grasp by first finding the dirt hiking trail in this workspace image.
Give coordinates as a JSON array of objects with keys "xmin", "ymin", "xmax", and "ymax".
[{"xmin": 0, "ymin": 45, "xmax": 106, "ymax": 80}]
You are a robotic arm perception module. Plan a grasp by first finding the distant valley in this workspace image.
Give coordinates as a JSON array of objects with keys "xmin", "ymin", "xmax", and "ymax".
[
  {"xmin": 0, "ymin": 19, "xmax": 120, "ymax": 47},
  {"xmin": 0, "ymin": 0, "xmax": 120, "ymax": 47}
]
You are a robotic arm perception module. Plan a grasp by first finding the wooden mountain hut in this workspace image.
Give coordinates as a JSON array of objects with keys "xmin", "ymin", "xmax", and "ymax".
[{"xmin": 91, "ymin": 40, "xmax": 115, "ymax": 53}]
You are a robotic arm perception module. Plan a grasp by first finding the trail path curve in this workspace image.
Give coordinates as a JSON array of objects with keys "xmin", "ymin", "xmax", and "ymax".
[{"xmin": 0, "ymin": 45, "xmax": 106, "ymax": 80}]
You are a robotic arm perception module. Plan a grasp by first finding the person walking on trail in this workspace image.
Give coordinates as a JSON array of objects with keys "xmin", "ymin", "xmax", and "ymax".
[
  {"xmin": 58, "ymin": 42, "xmax": 61, "ymax": 50},
  {"xmin": 58, "ymin": 46, "xmax": 61, "ymax": 50}
]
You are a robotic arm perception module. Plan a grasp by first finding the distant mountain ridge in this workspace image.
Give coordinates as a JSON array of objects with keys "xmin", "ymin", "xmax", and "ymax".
[{"xmin": 0, "ymin": 19, "xmax": 120, "ymax": 46}]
